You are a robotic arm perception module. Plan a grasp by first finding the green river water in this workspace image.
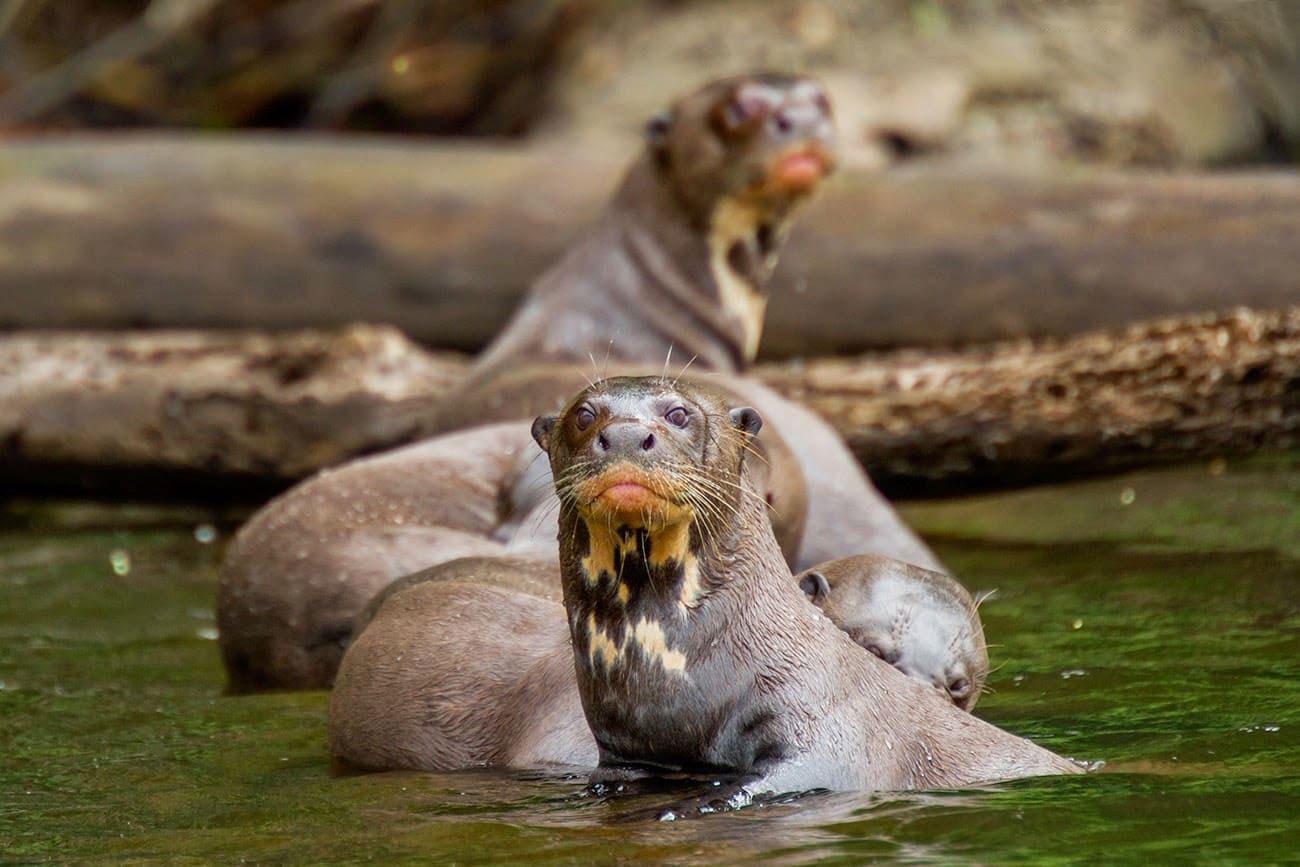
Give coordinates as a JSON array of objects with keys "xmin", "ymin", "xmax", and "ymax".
[{"xmin": 2, "ymin": 454, "xmax": 1298, "ymax": 864}]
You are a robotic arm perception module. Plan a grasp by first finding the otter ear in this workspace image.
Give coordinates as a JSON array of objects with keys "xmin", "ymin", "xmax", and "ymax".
[
  {"xmin": 531, "ymin": 415, "xmax": 558, "ymax": 452},
  {"xmin": 645, "ymin": 110, "xmax": 672, "ymax": 154},
  {"xmin": 799, "ymin": 571, "xmax": 830, "ymax": 602},
  {"xmin": 729, "ymin": 406, "xmax": 762, "ymax": 437}
]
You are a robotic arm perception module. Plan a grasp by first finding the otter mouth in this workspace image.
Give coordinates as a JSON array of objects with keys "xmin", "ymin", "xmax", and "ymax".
[
  {"xmin": 578, "ymin": 464, "xmax": 690, "ymax": 528},
  {"xmin": 765, "ymin": 145, "xmax": 835, "ymax": 196}
]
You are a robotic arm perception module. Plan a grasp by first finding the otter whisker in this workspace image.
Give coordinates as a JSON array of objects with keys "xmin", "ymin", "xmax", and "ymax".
[{"xmin": 671, "ymin": 354, "xmax": 698, "ymax": 387}]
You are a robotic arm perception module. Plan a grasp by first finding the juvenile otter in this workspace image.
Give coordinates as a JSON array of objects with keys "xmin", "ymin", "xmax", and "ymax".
[
  {"xmin": 796, "ymin": 555, "xmax": 989, "ymax": 711},
  {"xmin": 331, "ymin": 378, "xmax": 1078, "ymax": 794}
]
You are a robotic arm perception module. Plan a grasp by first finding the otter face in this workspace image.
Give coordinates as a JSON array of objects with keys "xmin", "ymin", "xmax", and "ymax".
[
  {"xmin": 532, "ymin": 377, "xmax": 761, "ymax": 535},
  {"xmin": 648, "ymin": 73, "xmax": 838, "ymax": 220},
  {"xmin": 798, "ymin": 558, "xmax": 988, "ymax": 712},
  {"xmin": 534, "ymin": 378, "xmax": 764, "ymax": 677}
]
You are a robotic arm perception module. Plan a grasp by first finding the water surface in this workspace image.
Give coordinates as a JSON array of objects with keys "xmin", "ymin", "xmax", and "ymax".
[{"xmin": 2, "ymin": 456, "xmax": 1297, "ymax": 863}]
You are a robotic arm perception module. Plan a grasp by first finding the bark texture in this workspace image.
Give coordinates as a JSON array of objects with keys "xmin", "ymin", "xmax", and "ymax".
[
  {"xmin": 763, "ymin": 307, "xmax": 1300, "ymax": 495},
  {"xmin": 0, "ymin": 326, "xmax": 464, "ymax": 493},
  {"xmin": 3, "ymin": 308, "xmax": 1297, "ymax": 497}
]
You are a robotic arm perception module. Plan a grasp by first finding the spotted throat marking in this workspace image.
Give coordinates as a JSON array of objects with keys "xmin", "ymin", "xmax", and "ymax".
[
  {"xmin": 708, "ymin": 197, "xmax": 769, "ymax": 363},
  {"xmin": 578, "ymin": 517, "xmax": 694, "ymax": 677}
]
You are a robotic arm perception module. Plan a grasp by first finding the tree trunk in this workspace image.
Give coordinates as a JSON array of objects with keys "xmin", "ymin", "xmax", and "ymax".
[
  {"xmin": 3, "ymin": 308, "xmax": 1297, "ymax": 498},
  {"xmin": 1, "ymin": 135, "xmax": 1297, "ymax": 355}
]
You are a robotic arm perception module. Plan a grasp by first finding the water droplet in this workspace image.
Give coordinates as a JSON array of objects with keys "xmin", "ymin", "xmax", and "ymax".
[
  {"xmin": 194, "ymin": 524, "xmax": 217, "ymax": 544},
  {"xmin": 196, "ymin": 627, "xmax": 219, "ymax": 641},
  {"xmin": 109, "ymin": 550, "xmax": 131, "ymax": 576},
  {"xmin": 1072, "ymin": 619, "xmax": 1084, "ymax": 630},
  {"xmin": 1060, "ymin": 669, "xmax": 1087, "ymax": 679},
  {"xmin": 1119, "ymin": 488, "xmax": 1136, "ymax": 506}
]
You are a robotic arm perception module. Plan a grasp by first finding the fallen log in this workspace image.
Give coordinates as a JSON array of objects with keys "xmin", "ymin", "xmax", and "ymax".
[
  {"xmin": 3, "ymin": 308, "xmax": 1297, "ymax": 498},
  {"xmin": 763, "ymin": 307, "xmax": 1300, "ymax": 495},
  {"xmin": 1, "ymin": 135, "xmax": 1297, "ymax": 355},
  {"xmin": 0, "ymin": 326, "xmax": 465, "ymax": 496}
]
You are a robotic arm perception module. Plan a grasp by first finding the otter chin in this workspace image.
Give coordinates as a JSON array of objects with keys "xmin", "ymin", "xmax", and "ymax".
[{"xmin": 579, "ymin": 464, "xmax": 691, "ymax": 530}]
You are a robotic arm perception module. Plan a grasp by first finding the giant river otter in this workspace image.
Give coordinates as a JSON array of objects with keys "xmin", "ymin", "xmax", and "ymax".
[{"xmin": 330, "ymin": 378, "xmax": 1078, "ymax": 798}]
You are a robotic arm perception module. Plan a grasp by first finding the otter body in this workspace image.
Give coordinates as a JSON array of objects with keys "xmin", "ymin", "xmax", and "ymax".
[
  {"xmin": 796, "ymin": 555, "xmax": 989, "ymax": 711},
  {"xmin": 217, "ymin": 422, "xmax": 550, "ymax": 691},
  {"xmin": 537, "ymin": 378, "xmax": 1074, "ymax": 794},
  {"xmin": 331, "ymin": 581, "xmax": 593, "ymax": 771},
  {"xmin": 331, "ymin": 378, "xmax": 1077, "ymax": 794}
]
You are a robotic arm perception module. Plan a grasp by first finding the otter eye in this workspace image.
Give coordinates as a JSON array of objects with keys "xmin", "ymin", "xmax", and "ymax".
[
  {"xmin": 575, "ymin": 406, "xmax": 596, "ymax": 431},
  {"xmin": 717, "ymin": 90, "xmax": 771, "ymax": 137},
  {"xmin": 665, "ymin": 406, "xmax": 689, "ymax": 428},
  {"xmin": 948, "ymin": 678, "xmax": 971, "ymax": 698}
]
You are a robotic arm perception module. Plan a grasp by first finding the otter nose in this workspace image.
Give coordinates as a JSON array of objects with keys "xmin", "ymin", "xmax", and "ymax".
[
  {"xmin": 775, "ymin": 100, "xmax": 826, "ymax": 136},
  {"xmin": 595, "ymin": 421, "xmax": 658, "ymax": 456}
]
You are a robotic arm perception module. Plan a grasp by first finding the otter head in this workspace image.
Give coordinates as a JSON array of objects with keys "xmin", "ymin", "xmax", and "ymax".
[
  {"xmin": 532, "ymin": 377, "xmax": 763, "ymax": 632},
  {"xmin": 533, "ymin": 375, "xmax": 762, "ymax": 544},
  {"xmin": 646, "ymin": 73, "xmax": 838, "ymax": 223},
  {"xmin": 644, "ymin": 73, "xmax": 838, "ymax": 363},
  {"xmin": 797, "ymin": 556, "xmax": 989, "ymax": 711}
]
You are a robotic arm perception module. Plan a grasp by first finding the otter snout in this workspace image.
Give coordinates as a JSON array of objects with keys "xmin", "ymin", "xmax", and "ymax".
[{"xmin": 594, "ymin": 420, "xmax": 660, "ymax": 458}]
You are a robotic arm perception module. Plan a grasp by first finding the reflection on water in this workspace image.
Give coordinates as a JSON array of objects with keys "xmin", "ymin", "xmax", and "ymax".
[{"xmin": 2, "ymin": 455, "xmax": 1298, "ymax": 863}]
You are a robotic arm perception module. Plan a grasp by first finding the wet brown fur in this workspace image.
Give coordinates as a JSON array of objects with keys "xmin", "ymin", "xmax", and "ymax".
[{"xmin": 217, "ymin": 422, "xmax": 551, "ymax": 691}]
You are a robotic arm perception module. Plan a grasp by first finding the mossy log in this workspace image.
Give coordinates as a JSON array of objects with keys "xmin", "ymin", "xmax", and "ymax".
[
  {"xmin": 3, "ymin": 308, "xmax": 1296, "ymax": 498},
  {"xmin": 0, "ymin": 136, "xmax": 1297, "ymax": 356}
]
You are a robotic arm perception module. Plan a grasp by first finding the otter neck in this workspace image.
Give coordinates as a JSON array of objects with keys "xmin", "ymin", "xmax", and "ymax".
[
  {"xmin": 558, "ymin": 480, "xmax": 770, "ymax": 663},
  {"xmin": 557, "ymin": 480, "xmax": 790, "ymax": 771},
  {"xmin": 609, "ymin": 156, "xmax": 791, "ymax": 371}
]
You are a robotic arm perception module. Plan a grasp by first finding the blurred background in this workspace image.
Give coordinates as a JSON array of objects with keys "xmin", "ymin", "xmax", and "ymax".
[
  {"xmin": 0, "ymin": 0, "xmax": 1297, "ymax": 355},
  {"xmin": 2, "ymin": 0, "xmax": 1297, "ymax": 161}
]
